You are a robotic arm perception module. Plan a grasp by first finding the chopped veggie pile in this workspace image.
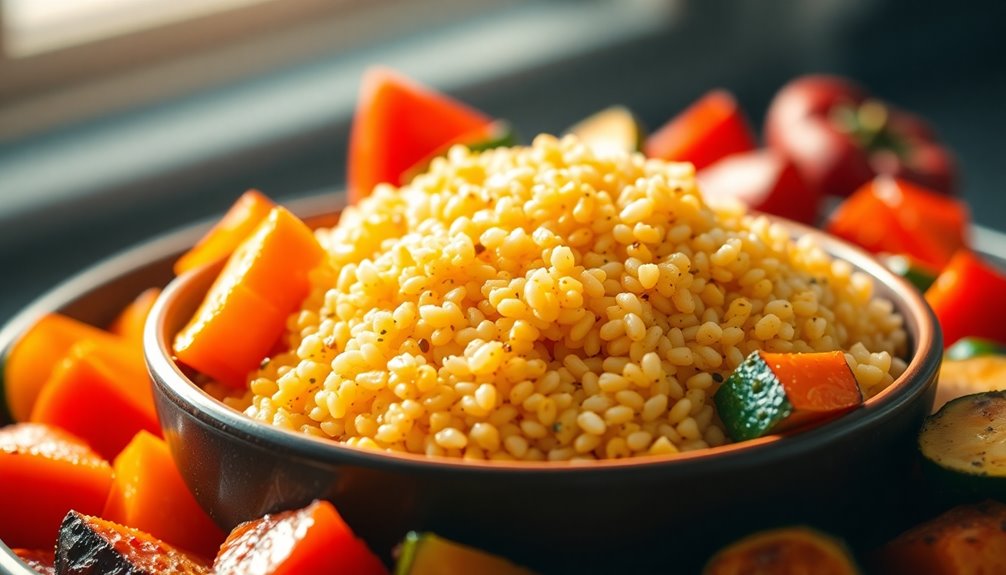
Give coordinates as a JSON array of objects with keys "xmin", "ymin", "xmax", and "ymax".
[{"xmin": 2, "ymin": 67, "xmax": 1006, "ymax": 573}]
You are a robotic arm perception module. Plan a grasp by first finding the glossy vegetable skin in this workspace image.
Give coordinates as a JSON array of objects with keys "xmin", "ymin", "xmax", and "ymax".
[
  {"xmin": 108, "ymin": 288, "xmax": 161, "ymax": 346},
  {"xmin": 348, "ymin": 67, "xmax": 494, "ymax": 203},
  {"xmin": 213, "ymin": 500, "xmax": 387, "ymax": 575},
  {"xmin": 173, "ymin": 189, "xmax": 276, "ymax": 275},
  {"xmin": 0, "ymin": 423, "xmax": 113, "ymax": 550},
  {"xmin": 3, "ymin": 313, "xmax": 133, "ymax": 422},
  {"xmin": 873, "ymin": 501, "xmax": 1006, "ymax": 575},
  {"xmin": 102, "ymin": 431, "xmax": 226, "ymax": 559},
  {"xmin": 644, "ymin": 90, "xmax": 756, "ymax": 171},
  {"xmin": 697, "ymin": 149, "xmax": 819, "ymax": 224},
  {"xmin": 714, "ymin": 350, "xmax": 862, "ymax": 441},
  {"xmin": 925, "ymin": 250, "xmax": 1006, "ymax": 348},
  {"xmin": 946, "ymin": 338, "xmax": 1006, "ymax": 361},
  {"xmin": 765, "ymin": 75, "xmax": 956, "ymax": 197},
  {"xmin": 56, "ymin": 511, "xmax": 209, "ymax": 575},
  {"xmin": 918, "ymin": 392, "xmax": 1006, "ymax": 500},
  {"xmin": 173, "ymin": 206, "xmax": 325, "ymax": 388},
  {"xmin": 826, "ymin": 177, "xmax": 969, "ymax": 270},
  {"xmin": 29, "ymin": 338, "xmax": 160, "ymax": 460},
  {"xmin": 704, "ymin": 527, "xmax": 859, "ymax": 575},
  {"xmin": 395, "ymin": 532, "xmax": 536, "ymax": 575}
]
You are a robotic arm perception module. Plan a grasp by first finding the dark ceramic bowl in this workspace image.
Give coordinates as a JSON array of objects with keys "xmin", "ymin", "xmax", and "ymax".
[{"xmin": 146, "ymin": 215, "xmax": 941, "ymax": 573}]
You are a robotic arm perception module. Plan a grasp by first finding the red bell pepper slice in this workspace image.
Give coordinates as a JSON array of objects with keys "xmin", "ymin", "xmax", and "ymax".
[
  {"xmin": 926, "ymin": 250, "xmax": 1006, "ymax": 348},
  {"xmin": 644, "ymin": 89, "xmax": 756, "ymax": 171},
  {"xmin": 826, "ymin": 177, "xmax": 969, "ymax": 270},
  {"xmin": 697, "ymin": 149, "xmax": 820, "ymax": 224}
]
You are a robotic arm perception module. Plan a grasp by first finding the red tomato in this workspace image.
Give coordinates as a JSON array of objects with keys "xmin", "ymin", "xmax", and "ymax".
[
  {"xmin": 926, "ymin": 250, "xmax": 1006, "ymax": 348},
  {"xmin": 644, "ymin": 90, "xmax": 756, "ymax": 171},
  {"xmin": 825, "ymin": 177, "xmax": 969, "ymax": 270},
  {"xmin": 697, "ymin": 149, "xmax": 820, "ymax": 224},
  {"xmin": 347, "ymin": 67, "xmax": 493, "ymax": 203},
  {"xmin": 765, "ymin": 75, "xmax": 957, "ymax": 197}
]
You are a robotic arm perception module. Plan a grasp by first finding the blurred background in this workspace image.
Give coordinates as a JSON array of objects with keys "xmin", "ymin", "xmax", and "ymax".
[{"xmin": 0, "ymin": 0, "xmax": 1004, "ymax": 322}]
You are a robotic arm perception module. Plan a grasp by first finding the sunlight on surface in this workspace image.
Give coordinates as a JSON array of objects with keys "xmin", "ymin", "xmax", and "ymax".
[{"xmin": 3, "ymin": 0, "xmax": 282, "ymax": 57}]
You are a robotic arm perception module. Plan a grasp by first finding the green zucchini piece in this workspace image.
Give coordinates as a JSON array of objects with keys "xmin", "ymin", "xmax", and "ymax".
[
  {"xmin": 401, "ymin": 120, "xmax": 516, "ymax": 184},
  {"xmin": 883, "ymin": 254, "xmax": 938, "ymax": 292},
  {"xmin": 566, "ymin": 106, "xmax": 645, "ymax": 155},
  {"xmin": 946, "ymin": 337, "xmax": 1006, "ymax": 361},
  {"xmin": 713, "ymin": 350, "xmax": 862, "ymax": 442},
  {"xmin": 919, "ymin": 391, "xmax": 1006, "ymax": 499},
  {"xmin": 55, "ymin": 510, "xmax": 208, "ymax": 575},
  {"xmin": 395, "ymin": 532, "xmax": 536, "ymax": 575}
]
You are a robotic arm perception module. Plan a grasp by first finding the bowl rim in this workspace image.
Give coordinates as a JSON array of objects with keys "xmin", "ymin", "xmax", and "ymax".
[{"xmin": 146, "ymin": 210, "xmax": 942, "ymax": 476}]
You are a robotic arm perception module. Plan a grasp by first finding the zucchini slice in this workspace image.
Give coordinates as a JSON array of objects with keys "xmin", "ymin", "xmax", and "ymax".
[
  {"xmin": 933, "ymin": 355, "xmax": 1006, "ymax": 412},
  {"xmin": 566, "ymin": 106, "xmax": 645, "ymax": 155},
  {"xmin": 919, "ymin": 391, "xmax": 1006, "ymax": 498},
  {"xmin": 395, "ymin": 532, "xmax": 536, "ymax": 575}
]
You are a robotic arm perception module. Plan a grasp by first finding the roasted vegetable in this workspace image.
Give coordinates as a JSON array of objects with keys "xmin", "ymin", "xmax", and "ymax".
[
  {"xmin": 55, "ymin": 511, "xmax": 209, "ymax": 575},
  {"xmin": 213, "ymin": 500, "xmax": 387, "ymax": 575},
  {"xmin": 0, "ymin": 423, "xmax": 113, "ymax": 549},
  {"xmin": 173, "ymin": 207, "xmax": 324, "ymax": 388},
  {"xmin": 714, "ymin": 350, "xmax": 862, "ymax": 442},
  {"xmin": 102, "ymin": 431, "xmax": 225, "ymax": 559},
  {"xmin": 29, "ymin": 339, "xmax": 159, "ymax": 460},
  {"xmin": 934, "ymin": 355, "xmax": 1006, "ymax": 413},
  {"xmin": 566, "ymin": 106, "xmax": 644, "ymax": 156},
  {"xmin": 926, "ymin": 250, "xmax": 1006, "ymax": 348},
  {"xmin": 3, "ymin": 313, "xmax": 133, "ymax": 422},
  {"xmin": 395, "ymin": 532, "xmax": 536, "ymax": 575},
  {"xmin": 107, "ymin": 288, "xmax": 161, "ymax": 346},
  {"xmin": 883, "ymin": 254, "xmax": 938, "ymax": 293},
  {"xmin": 348, "ymin": 67, "xmax": 495, "ymax": 203},
  {"xmin": 873, "ymin": 501, "xmax": 1006, "ymax": 575},
  {"xmin": 644, "ymin": 89, "xmax": 756, "ymax": 171},
  {"xmin": 919, "ymin": 391, "xmax": 1006, "ymax": 499},
  {"xmin": 765, "ymin": 75, "xmax": 956, "ymax": 197},
  {"xmin": 12, "ymin": 549, "xmax": 55, "ymax": 575},
  {"xmin": 697, "ymin": 148, "xmax": 819, "ymax": 224},
  {"xmin": 826, "ymin": 177, "xmax": 969, "ymax": 270},
  {"xmin": 703, "ymin": 527, "xmax": 859, "ymax": 575},
  {"xmin": 174, "ymin": 190, "xmax": 276, "ymax": 275}
]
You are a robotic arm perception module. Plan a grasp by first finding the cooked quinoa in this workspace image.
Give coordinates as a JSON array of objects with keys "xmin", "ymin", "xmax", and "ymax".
[{"xmin": 228, "ymin": 134, "xmax": 908, "ymax": 461}]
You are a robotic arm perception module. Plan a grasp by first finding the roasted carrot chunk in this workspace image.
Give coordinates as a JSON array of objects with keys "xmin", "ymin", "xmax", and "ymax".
[
  {"xmin": 3, "ymin": 313, "xmax": 133, "ymax": 422},
  {"xmin": 704, "ymin": 527, "xmax": 859, "ymax": 575},
  {"xmin": 214, "ymin": 500, "xmax": 387, "ymax": 575},
  {"xmin": 108, "ymin": 287, "xmax": 161, "ymax": 346},
  {"xmin": 173, "ymin": 207, "xmax": 324, "ymax": 388},
  {"xmin": 12, "ymin": 549, "xmax": 55, "ymax": 575},
  {"xmin": 173, "ymin": 190, "xmax": 276, "ymax": 275},
  {"xmin": 873, "ymin": 501, "xmax": 1006, "ymax": 575},
  {"xmin": 29, "ymin": 339, "xmax": 160, "ymax": 460},
  {"xmin": 0, "ymin": 423, "xmax": 113, "ymax": 549},
  {"xmin": 56, "ymin": 511, "xmax": 209, "ymax": 575},
  {"xmin": 102, "ymin": 431, "xmax": 225, "ymax": 559}
]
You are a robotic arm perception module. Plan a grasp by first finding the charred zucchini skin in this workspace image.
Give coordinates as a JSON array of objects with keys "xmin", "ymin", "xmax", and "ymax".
[
  {"xmin": 919, "ymin": 391, "xmax": 1006, "ymax": 501},
  {"xmin": 713, "ymin": 352, "xmax": 793, "ymax": 442}
]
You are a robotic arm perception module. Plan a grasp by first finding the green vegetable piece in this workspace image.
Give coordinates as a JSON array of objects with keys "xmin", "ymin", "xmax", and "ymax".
[
  {"xmin": 566, "ymin": 106, "xmax": 645, "ymax": 155},
  {"xmin": 945, "ymin": 337, "xmax": 1006, "ymax": 361},
  {"xmin": 883, "ymin": 254, "xmax": 937, "ymax": 292},
  {"xmin": 395, "ymin": 532, "xmax": 536, "ymax": 575},
  {"xmin": 919, "ymin": 391, "xmax": 1006, "ymax": 500},
  {"xmin": 713, "ymin": 351, "xmax": 793, "ymax": 442}
]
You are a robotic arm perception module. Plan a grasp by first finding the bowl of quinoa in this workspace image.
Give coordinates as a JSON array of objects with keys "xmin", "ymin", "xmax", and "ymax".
[{"xmin": 147, "ymin": 134, "xmax": 939, "ymax": 571}]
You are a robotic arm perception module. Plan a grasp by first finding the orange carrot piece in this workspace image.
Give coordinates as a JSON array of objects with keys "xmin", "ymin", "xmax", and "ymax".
[
  {"xmin": 4, "ymin": 313, "xmax": 133, "ymax": 422},
  {"xmin": 174, "ymin": 190, "xmax": 276, "ymax": 275},
  {"xmin": 102, "ymin": 431, "xmax": 225, "ymax": 559},
  {"xmin": 762, "ymin": 350, "xmax": 863, "ymax": 430},
  {"xmin": 704, "ymin": 527, "xmax": 859, "ymax": 575},
  {"xmin": 214, "ymin": 500, "xmax": 387, "ymax": 575},
  {"xmin": 874, "ymin": 501, "xmax": 1006, "ymax": 575},
  {"xmin": 174, "ymin": 207, "xmax": 325, "ymax": 388},
  {"xmin": 29, "ymin": 339, "xmax": 160, "ymax": 460},
  {"xmin": 0, "ymin": 423, "xmax": 113, "ymax": 549},
  {"xmin": 108, "ymin": 287, "xmax": 162, "ymax": 345}
]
